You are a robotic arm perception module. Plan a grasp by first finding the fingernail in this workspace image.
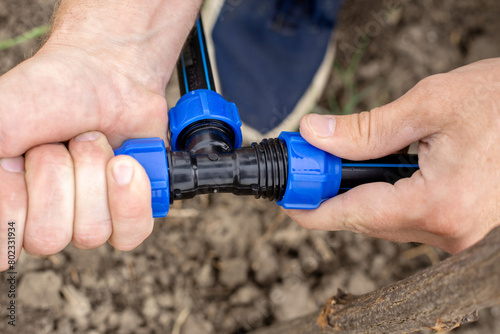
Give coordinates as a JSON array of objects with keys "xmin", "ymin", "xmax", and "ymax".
[
  {"xmin": 75, "ymin": 132, "xmax": 101, "ymax": 142},
  {"xmin": 113, "ymin": 161, "xmax": 134, "ymax": 186},
  {"xmin": 0, "ymin": 157, "xmax": 25, "ymax": 173},
  {"xmin": 306, "ymin": 114, "xmax": 336, "ymax": 138}
]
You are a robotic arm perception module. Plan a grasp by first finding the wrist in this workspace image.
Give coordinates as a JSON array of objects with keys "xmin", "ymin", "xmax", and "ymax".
[{"xmin": 44, "ymin": 0, "xmax": 202, "ymax": 94}]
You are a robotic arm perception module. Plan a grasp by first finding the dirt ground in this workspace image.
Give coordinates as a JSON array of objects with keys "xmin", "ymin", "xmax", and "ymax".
[{"xmin": 1, "ymin": 0, "xmax": 500, "ymax": 333}]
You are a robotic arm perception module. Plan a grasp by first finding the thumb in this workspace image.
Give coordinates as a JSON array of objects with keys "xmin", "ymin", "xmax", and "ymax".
[{"xmin": 299, "ymin": 97, "xmax": 437, "ymax": 160}]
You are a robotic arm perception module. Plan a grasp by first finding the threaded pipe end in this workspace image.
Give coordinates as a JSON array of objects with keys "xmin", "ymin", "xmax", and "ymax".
[{"xmin": 251, "ymin": 138, "xmax": 288, "ymax": 201}]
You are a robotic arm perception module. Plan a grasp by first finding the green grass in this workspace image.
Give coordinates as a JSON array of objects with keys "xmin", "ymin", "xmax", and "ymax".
[
  {"xmin": 0, "ymin": 25, "xmax": 48, "ymax": 51},
  {"xmin": 328, "ymin": 45, "xmax": 385, "ymax": 115}
]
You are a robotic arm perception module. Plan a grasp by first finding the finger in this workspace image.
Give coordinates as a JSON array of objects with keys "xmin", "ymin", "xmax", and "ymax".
[
  {"xmin": 23, "ymin": 144, "xmax": 74, "ymax": 255},
  {"xmin": 286, "ymin": 172, "xmax": 429, "ymax": 242},
  {"xmin": 287, "ymin": 183, "xmax": 477, "ymax": 254},
  {"xmin": 299, "ymin": 76, "xmax": 449, "ymax": 160},
  {"xmin": 107, "ymin": 155, "xmax": 153, "ymax": 251},
  {"xmin": 0, "ymin": 157, "xmax": 27, "ymax": 271},
  {"xmin": 69, "ymin": 132, "xmax": 114, "ymax": 249}
]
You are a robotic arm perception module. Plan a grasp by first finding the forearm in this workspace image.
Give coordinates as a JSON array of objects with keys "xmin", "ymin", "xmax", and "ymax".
[{"xmin": 44, "ymin": 0, "xmax": 203, "ymax": 93}]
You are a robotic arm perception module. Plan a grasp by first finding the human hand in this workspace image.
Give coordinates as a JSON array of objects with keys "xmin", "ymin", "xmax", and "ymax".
[
  {"xmin": 0, "ymin": 0, "xmax": 202, "ymax": 270},
  {"xmin": 287, "ymin": 58, "xmax": 500, "ymax": 254},
  {"xmin": 0, "ymin": 45, "xmax": 164, "ymax": 271}
]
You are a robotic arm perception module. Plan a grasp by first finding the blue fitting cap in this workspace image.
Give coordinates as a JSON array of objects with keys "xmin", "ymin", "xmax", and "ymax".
[
  {"xmin": 277, "ymin": 132, "xmax": 342, "ymax": 210},
  {"xmin": 114, "ymin": 138, "xmax": 170, "ymax": 218},
  {"xmin": 168, "ymin": 89, "xmax": 243, "ymax": 151}
]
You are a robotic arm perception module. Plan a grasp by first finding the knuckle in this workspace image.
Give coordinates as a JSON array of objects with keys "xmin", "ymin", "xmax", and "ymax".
[
  {"xmin": 109, "ymin": 218, "xmax": 153, "ymax": 252},
  {"xmin": 338, "ymin": 215, "xmax": 363, "ymax": 233},
  {"xmin": 352, "ymin": 111, "xmax": 372, "ymax": 144},
  {"xmin": 0, "ymin": 190, "xmax": 26, "ymax": 213},
  {"xmin": 0, "ymin": 119, "xmax": 24, "ymax": 157},
  {"xmin": 26, "ymin": 144, "xmax": 73, "ymax": 170},
  {"xmin": 338, "ymin": 211, "xmax": 370, "ymax": 235},
  {"xmin": 0, "ymin": 127, "xmax": 6, "ymax": 156},
  {"xmin": 416, "ymin": 73, "xmax": 447, "ymax": 90},
  {"xmin": 72, "ymin": 224, "xmax": 111, "ymax": 249},
  {"xmin": 101, "ymin": 93, "xmax": 167, "ymax": 138},
  {"xmin": 285, "ymin": 210, "xmax": 313, "ymax": 229},
  {"xmin": 293, "ymin": 218, "xmax": 316, "ymax": 231},
  {"xmin": 110, "ymin": 240, "xmax": 141, "ymax": 252},
  {"xmin": 0, "ymin": 132, "xmax": 14, "ymax": 157},
  {"xmin": 350, "ymin": 111, "xmax": 383, "ymax": 152},
  {"xmin": 24, "ymin": 229, "xmax": 71, "ymax": 255},
  {"xmin": 412, "ymin": 74, "xmax": 452, "ymax": 105},
  {"xmin": 410, "ymin": 74, "xmax": 465, "ymax": 127},
  {"xmin": 0, "ymin": 258, "xmax": 14, "ymax": 272},
  {"xmin": 69, "ymin": 136, "xmax": 111, "ymax": 162},
  {"xmin": 115, "ymin": 200, "xmax": 150, "ymax": 221},
  {"xmin": 0, "ymin": 248, "xmax": 20, "ymax": 272},
  {"xmin": 0, "ymin": 143, "xmax": 24, "ymax": 160}
]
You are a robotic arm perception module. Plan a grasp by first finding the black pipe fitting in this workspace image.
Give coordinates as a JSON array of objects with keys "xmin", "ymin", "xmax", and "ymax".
[{"xmin": 167, "ymin": 138, "xmax": 288, "ymax": 202}]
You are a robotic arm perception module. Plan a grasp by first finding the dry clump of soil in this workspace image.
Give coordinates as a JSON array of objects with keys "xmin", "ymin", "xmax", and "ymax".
[{"xmin": 1, "ymin": 0, "xmax": 500, "ymax": 333}]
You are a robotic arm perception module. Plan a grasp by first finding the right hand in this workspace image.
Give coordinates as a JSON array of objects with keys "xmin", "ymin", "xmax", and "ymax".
[{"xmin": 287, "ymin": 58, "xmax": 500, "ymax": 254}]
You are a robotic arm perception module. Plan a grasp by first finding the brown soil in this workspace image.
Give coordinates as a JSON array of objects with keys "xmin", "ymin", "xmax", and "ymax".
[{"xmin": 1, "ymin": 0, "xmax": 499, "ymax": 333}]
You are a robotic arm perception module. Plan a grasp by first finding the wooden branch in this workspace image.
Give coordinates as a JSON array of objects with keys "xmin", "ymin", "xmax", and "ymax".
[{"xmin": 252, "ymin": 226, "xmax": 500, "ymax": 334}]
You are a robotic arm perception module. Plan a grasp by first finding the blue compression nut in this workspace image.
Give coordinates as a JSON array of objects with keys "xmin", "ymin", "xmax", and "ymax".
[
  {"xmin": 168, "ymin": 89, "xmax": 243, "ymax": 151},
  {"xmin": 114, "ymin": 138, "xmax": 170, "ymax": 218},
  {"xmin": 277, "ymin": 132, "xmax": 342, "ymax": 210}
]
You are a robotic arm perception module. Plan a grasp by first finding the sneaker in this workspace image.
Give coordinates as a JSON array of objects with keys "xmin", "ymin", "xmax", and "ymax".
[{"xmin": 202, "ymin": 0, "xmax": 343, "ymax": 143}]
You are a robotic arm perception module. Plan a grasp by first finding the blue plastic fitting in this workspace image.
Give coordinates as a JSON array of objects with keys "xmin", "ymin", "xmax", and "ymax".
[
  {"xmin": 276, "ymin": 132, "xmax": 342, "ymax": 210},
  {"xmin": 168, "ymin": 89, "xmax": 243, "ymax": 151},
  {"xmin": 114, "ymin": 138, "xmax": 170, "ymax": 218}
]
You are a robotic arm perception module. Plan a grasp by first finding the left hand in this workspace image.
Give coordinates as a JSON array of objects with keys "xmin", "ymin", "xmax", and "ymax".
[{"xmin": 0, "ymin": 0, "xmax": 202, "ymax": 270}]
